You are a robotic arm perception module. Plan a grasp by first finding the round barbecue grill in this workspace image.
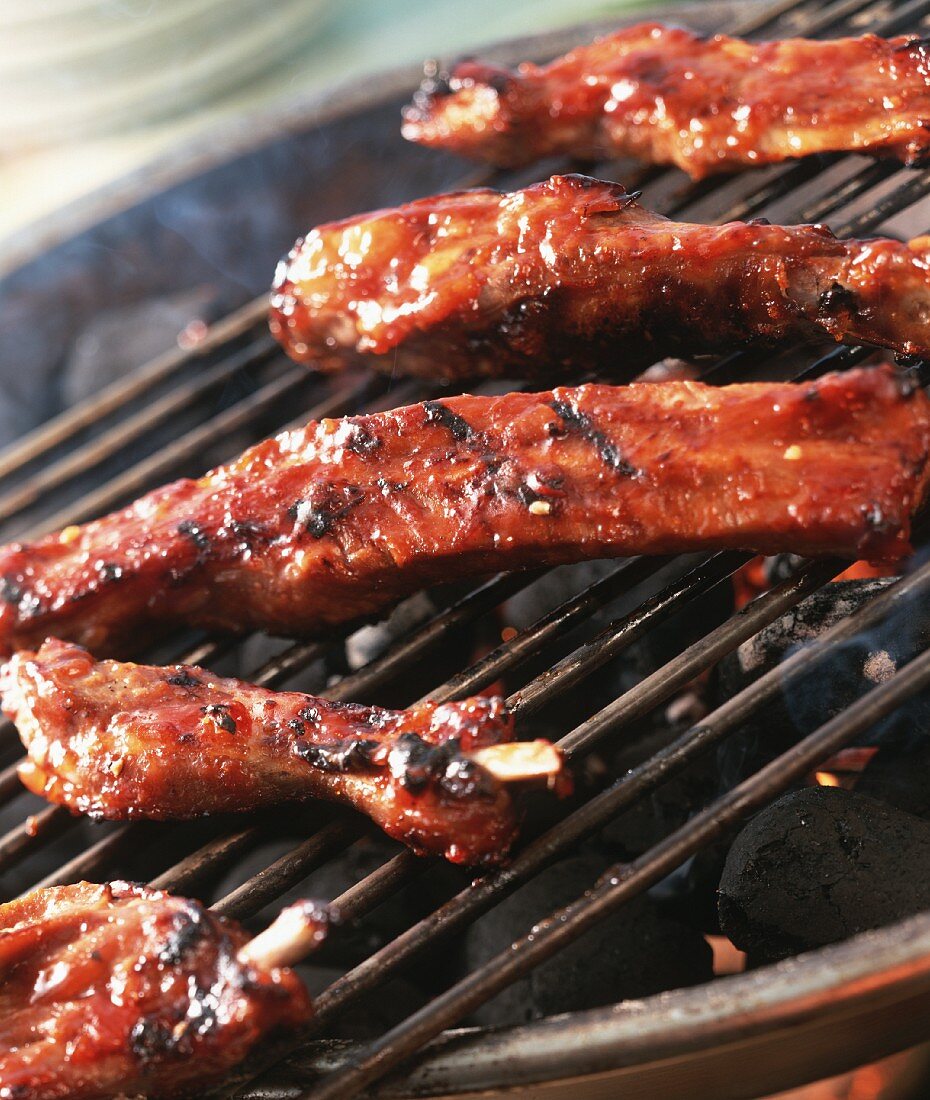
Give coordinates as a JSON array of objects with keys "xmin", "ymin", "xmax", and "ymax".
[{"xmin": 2, "ymin": 0, "xmax": 930, "ymax": 1097}]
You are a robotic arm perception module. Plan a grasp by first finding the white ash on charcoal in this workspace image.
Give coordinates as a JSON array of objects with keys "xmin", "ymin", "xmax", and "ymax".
[
  {"xmin": 718, "ymin": 787, "xmax": 930, "ymax": 965},
  {"xmin": 713, "ymin": 579, "xmax": 930, "ymax": 789},
  {"xmin": 463, "ymin": 855, "xmax": 713, "ymax": 1027}
]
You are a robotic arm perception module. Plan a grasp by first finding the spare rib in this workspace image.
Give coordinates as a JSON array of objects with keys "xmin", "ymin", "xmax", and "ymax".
[
  {"xmin": 270, "ymin": 174, "xmax": 930, "ymax": 380},
  {"xmin": 0, "ymin": 880, "xmax": 316, "ymax": 1100},
  {"xmin": 0, "ymin": 367, "xmax": 927, "ymax": 658},
  {"xmin": 402, "ymin": 24, "xmax": 930, "ymax": 177},
  {"xmin": 2, "ymin": 638, "xmax": 565, "ymax": 865}
]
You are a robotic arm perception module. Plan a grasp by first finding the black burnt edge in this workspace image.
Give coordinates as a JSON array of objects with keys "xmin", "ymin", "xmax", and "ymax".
[
  {"xmin": 97, "ymin": 562, "xmax": 124, "ymax": 583},
  {"xmin": 130, "ymin": 1015, "xmax": 181, "ymax": 1063},
  {"xmin": 159, "ymin": 901, "xmax": 209, "ymax": 965},
  {"xmin": 166, "ymin": 669, "xmax": 202, "ymax": 689},
  {"xmin": 344, "ymin": 419, "xmax": 381, "ymax": 456},
  {"xmin": 388, "ymin": 733, "xmax": 497, "ymax": 800},
  {"xmin": 202, "ymin": 704, "xmax": 237, "ymax": 734},
  {"xmin": 177, "ymin": 520, "xmax": 213, "ymax": 559},
  {"xmin": 817, "ymin": 281, "xmax": 858, "ymax": 315},
  {"xmin": 287, "ymin": 484, "xmax": 365, "ymax": 540},
  {"xmin": 293, "ymin": 736, "xmax": 381, "ymax": 773},
  {"xmin": 896, "ymin": 34, "xmax": 930, "ymax": 52}
]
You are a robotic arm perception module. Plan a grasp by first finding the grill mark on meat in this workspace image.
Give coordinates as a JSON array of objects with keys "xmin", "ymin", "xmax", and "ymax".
[
  {"xmin": 177, "ymin": 521, "xmax": 212, "ymax": 560},
  {"xmin": 158, "ymin": 904, "xmax": 208, "ymax": 965},
  {"xmin": 166, "ymin": 669, "xmax": 202, "ymax": 689},
  {"xmin": 423, "ymin": 399, "xmax": 476, "ymax": 441},
  {"xmin": 344, "ymin": 419, "xmax": 382, "ymax": 456},
  {"xmin": 287, "ymin": 484, "xmax": 366, "ymax": 539},
  {"xmin": 549, "ymin": 398, "xmax": 638, "ymax": 476},
  {"xmin": 202, "ymin": 704, "xmax": 236, "ymax": 734}
]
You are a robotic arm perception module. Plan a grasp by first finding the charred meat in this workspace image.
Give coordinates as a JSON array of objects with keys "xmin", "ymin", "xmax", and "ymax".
[
  {"xmin": 270, "ymin": 175, "xmax": 930, "ymax": 380},
  {"xmin": 402, "ymin": 24, "xmax": 930, "ymax": 177},
  {"xmin": 0, "ymin": 368, "xmax": 927, "ymax": 659},
  {"xmin": 1, "ymin": 639, "xmax": 559, "ymax": 864},
  {"xmin": 0, "ymin": 880, "xmax": 312, "ymax": 1100}
]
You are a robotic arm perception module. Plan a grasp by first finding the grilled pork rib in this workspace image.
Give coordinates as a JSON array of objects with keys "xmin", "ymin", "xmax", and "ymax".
[
  {"xmin": 0, "ymin": 368, "xmax": 927, "ymax": 660},
  {"xmin": 270, "ymin": 175, "xmax": 930, "ymax": 380},
  {"xmin": 402, "ymin": 24, "xmax": 930, "ymax": 177},
  {"xmin": 0, "ymin": 880, "xmax": 312, "ymax": 1100},
  {"xmin": 2, "ymin": 639, "xmax": 540, "ymax": 864}
]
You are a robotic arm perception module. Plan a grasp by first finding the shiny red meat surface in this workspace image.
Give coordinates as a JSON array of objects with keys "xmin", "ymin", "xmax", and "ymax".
[
  {"xmin": 270, "ymin": 175, "xmax": 930, "ymax": 381},
  {"xmin": 2, "ymin": 639, "xmax": 535, "ymax": 864},
  {"xmin": 0, "ymin": 368, "xmax": 927, "ymax": 658},
  {"xmin": 0, "ymin": 880, "xmax": 311, "ymax": 1100},
  {"xmin": 402, "ymin": 24, "xmax": 930, "ymax": 177}
]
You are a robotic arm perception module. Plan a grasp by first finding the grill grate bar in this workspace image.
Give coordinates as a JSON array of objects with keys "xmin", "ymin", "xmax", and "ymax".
[
  {"xmin": 422, "ymin": 559, "xmax": 643, "ymax": 706},
  {"xmin": 508, "ymin": 550, "xmax": 748, "ymax": 717},
  {"xmin": 0, "ymin": 296, "xmax": 269, "ymax": 483},
  {"xmin": 869, "ymin": 0, "xmax": 930, "ymax": 35},
  {"xmin": 841, "ymin": 168, "xmax": 930, "ymax": 236},
  {"xmin": 798, "ymin": 160, "xmax": 901, "ymax": 224},
  {"xmin": 0, "ymin": 336, "xmax": 280, "ymax": 530},
  {"xmin": 0, "ymin": 805, "xmax": 70, "ymax": 875},
  {"xmin": 276, "ymin": 571, "xmax": 542, "ymax": 701},
  {"xmin": 31, "ymin": 824, "xmax": 136, "ymax": 892},
  {"xmin": 212, "ymin": 818, "xmax": 362, "ymax": 921},
  {"xmin": 149, "ymin": 825, "xmax": 264, "ymax": 895}
]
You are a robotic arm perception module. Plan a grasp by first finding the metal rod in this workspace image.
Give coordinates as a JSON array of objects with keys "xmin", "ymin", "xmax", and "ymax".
[
  {"xmin": 30, "ymin": 824, "xmax": 136, "ymax": 891},
  {"xmin": 149, "ymin": 825, "xmax": 265, "ymax": 894},
  {"xmin": 0, "ymin": 296, "xmax": 269, "ymax": 482},
  {"xmin": 0, "ymin": 337, "xmax": 280, "ymax": 526},
  {"xmin": 508, "ymin": 550, "xmax": 748, "ymax": 717},
  {"xmin": 212, "ymin": 819, "xmax": 361, "ymax": 921}
]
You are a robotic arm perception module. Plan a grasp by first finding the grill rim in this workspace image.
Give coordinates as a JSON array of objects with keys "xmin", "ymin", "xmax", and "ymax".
[{"xmin": 241, "ymin": 907, "xmax": 930, "ymax": 1099}]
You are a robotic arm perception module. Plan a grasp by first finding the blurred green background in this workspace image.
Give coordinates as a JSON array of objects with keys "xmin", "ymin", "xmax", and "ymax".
[{"xmin": 0, "ymin": 0, "xmax": 657, "ymax": 242}]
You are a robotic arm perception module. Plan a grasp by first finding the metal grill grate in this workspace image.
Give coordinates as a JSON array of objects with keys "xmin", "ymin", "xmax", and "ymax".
[{"xmin": 3, "ymin": 0, "xmax": 930, "ymax": 1096}]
